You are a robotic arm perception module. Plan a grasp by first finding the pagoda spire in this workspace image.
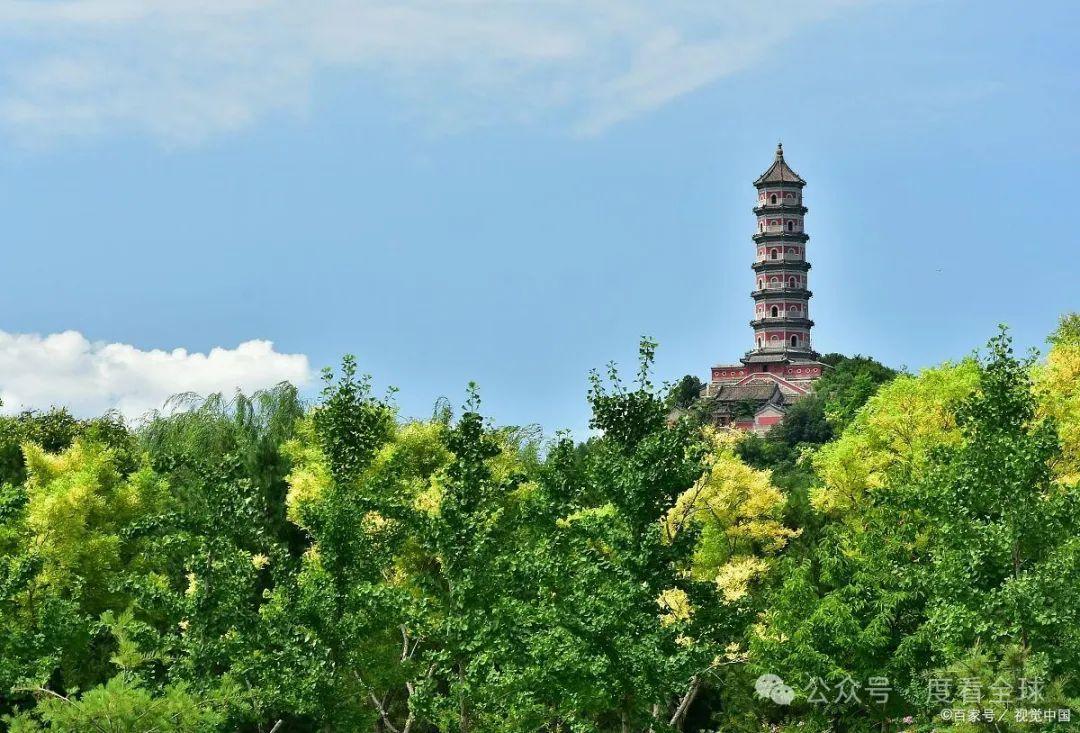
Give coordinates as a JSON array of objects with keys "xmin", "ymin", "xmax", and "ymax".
[{"xmin": 754, "ymin": 142, "xmax": 806, "ymax": 186}]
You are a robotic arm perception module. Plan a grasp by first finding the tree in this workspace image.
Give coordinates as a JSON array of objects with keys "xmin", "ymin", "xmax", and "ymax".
[
  {"xmin": 4, "ymin": 674, "xmax": 226, "ymax": 732},
  {"xmin": 1, "ymin": 321, "xmax": 1078, "ymax": 732},
  {"xmin": 816, "ymin": 354, "xmax": 898, "ymax": 434},
  {"xmin": 664, "ymin": 428, "xmax": 796, "ymax": 603},
  {"xmin": 752, "ymin": 329, "xmax": 1080, "ymax": 731},
  {"xmin": 0, "ymin": 440, "xmax": 169, "ymax": 708},
  {"xmin": 523, "ymin": 342, "xmax": 699, "ymax": 730},
  {"xmin": 0, "ymin": 410, "xmax": 135, "ymax": 489},
  {"xmin": 1034, "ymin": 312, "xmax": 1080, "ymax": 485},
  {"xmin": 667, "ymin": 375, "xmax": 705, "ymax": 410},
  {"xmin": 911, "ymin": 330, "xmax": 1080, "ymax": 711},
  {"xmin": 809, "ymin": 360, "xmax": 979, "ymax": 516}
]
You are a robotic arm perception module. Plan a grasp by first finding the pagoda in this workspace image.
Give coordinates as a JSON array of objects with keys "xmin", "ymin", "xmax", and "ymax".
[{"xmin": 704, "ymin": 143, "xmax": 827, "ymax": 433}]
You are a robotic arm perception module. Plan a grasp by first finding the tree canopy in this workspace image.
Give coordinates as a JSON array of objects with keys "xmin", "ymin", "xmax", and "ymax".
[{"xmin": 0, "ymin": 317, "xmax": 1077, "ymax": 732}]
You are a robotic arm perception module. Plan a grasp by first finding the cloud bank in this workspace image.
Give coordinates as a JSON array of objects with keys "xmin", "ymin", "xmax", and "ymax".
[
  {"xmin": 0, "ymin": 1, "xmax": 861, "ymax": 144},
  {"xmin": 0, "ymin": 330, "xmax": 312, "ymax": 420}
]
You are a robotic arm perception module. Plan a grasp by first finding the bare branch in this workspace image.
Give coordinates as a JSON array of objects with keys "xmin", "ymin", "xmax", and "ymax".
[
  {"xmin": 669, "ymin": 675, "xmax": 702, "ymax": 730},
  {"xmin": 369, "ymin": 692, "xmax": 402, "ymax": 733}
]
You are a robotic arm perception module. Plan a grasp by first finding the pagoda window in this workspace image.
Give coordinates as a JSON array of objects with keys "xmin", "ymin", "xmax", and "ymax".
[
  {"xmin": 787, "ymin": 277, "xmax": 796, "ymax": 287},
  {"xmin": 770, "ymin": 249, "xmax": 778, "ymax": 259},
  {"xmin": 770, "ymin": 194, "xmax": 777, "ymax": 204},
  {"xmin": 770, "ymin": 306, "xmax": 779, "ymax": 318},
  {"xmin": 786, "ymin": 221, "xmax": 793, "ymax": 232},
  {"xmin": 790, "ymin": 335, "xmax": 799, "ymax": 347}
]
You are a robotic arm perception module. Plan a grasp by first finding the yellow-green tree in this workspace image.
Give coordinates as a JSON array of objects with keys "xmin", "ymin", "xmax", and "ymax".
[
  {"xmin": 1, "ymin": 440, "xmax": 169, "ymax": 696},
  {"xmin": 1034, "ymin": 313, "xmax": 1080, "ymax": 485},
  {"xmin": 809, "ymin": 360, "xmax": 980, "ymax": 516},
  {"xmin": 23, "ymin": 441, "xmax": 167, "ymax": 611},
  {"xmin": 665, "ymin": 427, "xmax": 796, "ymax": 605}
]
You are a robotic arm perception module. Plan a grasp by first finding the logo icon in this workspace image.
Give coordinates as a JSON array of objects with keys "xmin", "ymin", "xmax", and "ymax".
[{"xmin": 755, "ymin": 673, "xmax": 795, "ymax": 706}]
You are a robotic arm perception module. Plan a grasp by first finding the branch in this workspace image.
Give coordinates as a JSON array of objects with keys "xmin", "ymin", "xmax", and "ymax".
[
  {"xmin": 402, "ymin": 664, "xmax": 436, "ymax": 733},
  {"xmin": 369, "ymin": 692, "xmax": 402, "ymax": 733},
  {"xmin": 13, "ymin": 687, "xmax": 110, "ymax": 733},
  {"xmin": 669, "ymin": 675, "xmax": 701, "ymax": 729}
]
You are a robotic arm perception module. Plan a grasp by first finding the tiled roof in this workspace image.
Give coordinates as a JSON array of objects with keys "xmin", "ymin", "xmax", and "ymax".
[
  {"xmin": 713, "ymin": 383, "xmax": 781, "ymax": 403},
  {"xmin": 744, "ymin": 353, "xmax": 795, "ymax": 364},
  {"xmin": 743, "ymin": 352, "xmax": 823, "ymax": 365},
  {"xmin": 754, "ymin": 143, "xmax": 806, "ymax": 186}
]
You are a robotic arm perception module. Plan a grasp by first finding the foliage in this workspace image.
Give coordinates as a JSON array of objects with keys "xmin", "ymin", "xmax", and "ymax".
[
  {"xmin": 0, "ymin": 321, "xmax": 1076, "ymax": 732},
  {"xmin": 809, "ymin": 360, "xmax": 979, "ymax": 516},
  {"xmin": 0, "ymin": 440, "xmax": 169, "ymax": 701},
  {"xmin": 816, "ymin": 354, "xmax": 899, "ymax": 433},
  {"xmin": 1034, "ymin": 313, "xmax": 1080, "ymax": 485},
  {"xmin": 665, "ymin": 428, "xmax": 795, "ymax": 601},
  {"xmin": 0, "ymin": 409, "xmax": 136, "ymax": 489},
  {"xmin": 752, "ymin": 327, "xmax": 1080, "ymax": 731},
  {"xmin": 668, "ymin": 375, "xmax": 705, "ymax": 410},
  {"xmin": 4, "ymin": 675, "xmax": 226, "ymax": 732}
]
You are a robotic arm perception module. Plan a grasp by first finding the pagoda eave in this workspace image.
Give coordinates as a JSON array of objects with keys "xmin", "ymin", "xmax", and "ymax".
[
  {"xmin": 753, "ymin": 232, "xmax": 810, "ymax": 244},
  {"xmin": 752, "ymin": 260, "xmax": 811, "ymax": 273},
  {"xmin": 752, "ymin": 288, "xmax": 812, "ymax": 300},
  {"xmin": 753, "ymin": 204, "xmax": 808, "ymax": 215},
  {"xmin": 750, "ymin": 317, "xmax": 814, "ymax": 329},
  {"xmin": 741, "ymin": 349, "xmax": 822, "ymax": 364},
  {"xmin": 753, "ymin": 177, "xmax": 806, "ymax": 189}
]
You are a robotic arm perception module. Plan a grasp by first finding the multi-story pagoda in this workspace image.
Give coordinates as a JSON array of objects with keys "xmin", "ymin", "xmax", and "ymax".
[{"xmin": 704, "ymin": 143, "xmax": 827, "ymax": 433}]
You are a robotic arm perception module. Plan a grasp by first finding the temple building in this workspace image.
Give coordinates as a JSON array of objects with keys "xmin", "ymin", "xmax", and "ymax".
[{"xmin": 703, "ymin": 144, "xmax": 828, "ymax": 433}]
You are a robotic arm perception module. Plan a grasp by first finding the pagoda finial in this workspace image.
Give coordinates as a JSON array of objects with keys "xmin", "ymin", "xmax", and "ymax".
[{"xmin": 776, "ymin": 141, "xmax": 784, "ymax": 159}]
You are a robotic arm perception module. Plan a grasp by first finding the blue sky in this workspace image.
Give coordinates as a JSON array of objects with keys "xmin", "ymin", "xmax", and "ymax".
[{"xmin": 0, "ymin": 0, "xmax": 1077, "ymax": 436}]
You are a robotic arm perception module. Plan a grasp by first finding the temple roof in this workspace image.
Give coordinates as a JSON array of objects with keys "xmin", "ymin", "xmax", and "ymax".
[
  {"xmin": 754, "ymin": 143, "xmax": 806, "ymax": 187},
  {"xmin": 712, "ymin": 383, "xmax": 782, "ymax": 403},
  {"xmin": 742, "ymin": 351, "xmax": 820, "ymax": 364},
  {"xmin": 780, "ymin": 392, "xmax": 802, "ymax": 406}
]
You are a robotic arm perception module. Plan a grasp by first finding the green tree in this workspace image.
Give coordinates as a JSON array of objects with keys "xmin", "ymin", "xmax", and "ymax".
[
  {"xmin": 667, "ymin": 375, "xmax": 705, "ymax": 410},
  {"xmin": 529, "ymin": 340, "xmax": 719, "ymax": 731},
  {"xmin": 5, "ymin": 674, "xmax": 226, "ymax": 732},
  {"xmin": 753, "ymin": 330, "xmax": 1080, "ymax": 731},
  {"xmin": 908, "ymin": 330, "xmax": 1080, "ymax": 720},
  {"xmin": 272, "ymin": 360, "xmax": 554, "ymax": 731}
]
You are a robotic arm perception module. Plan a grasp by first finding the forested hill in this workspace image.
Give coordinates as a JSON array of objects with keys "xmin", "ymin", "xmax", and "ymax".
[{"xmin": 0, "ymin": 316, "xmax": 1078, "ymax": 732}]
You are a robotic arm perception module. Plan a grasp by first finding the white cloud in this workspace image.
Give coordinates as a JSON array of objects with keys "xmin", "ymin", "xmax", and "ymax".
[
  {"xmin": 0, "ymin": 329, "xmax": 312, "ymax": 420},
  {"xmin": 0, "ymin": 1, "xmax": 864, "ymax": 144}
]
